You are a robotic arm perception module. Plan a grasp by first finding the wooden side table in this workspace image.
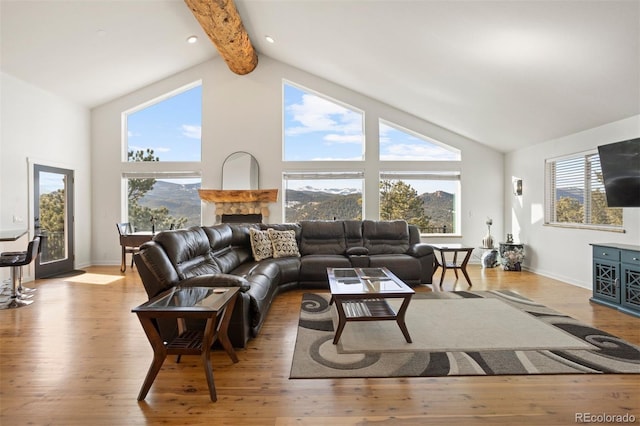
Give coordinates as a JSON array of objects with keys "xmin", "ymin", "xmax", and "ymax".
[
  {"xmin": 132, "ymin": 286, "xmax": 239, "ymax": 402},
  {"xmin": 431, "ymin": 244, "xmax": 474, "ymax": 288}
]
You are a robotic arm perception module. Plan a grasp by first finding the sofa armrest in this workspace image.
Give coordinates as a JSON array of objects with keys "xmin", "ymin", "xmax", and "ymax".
[
  {"xmin": 180, "ymin": 273, "xmax": 251, "ymax": 292},
  {"xmin": 407, "ymin": 243, "xmax": 434, "ymax": 258},
  {"xmin": 346, "ymin": 246, "xmax": 369, "ymax": 256}
]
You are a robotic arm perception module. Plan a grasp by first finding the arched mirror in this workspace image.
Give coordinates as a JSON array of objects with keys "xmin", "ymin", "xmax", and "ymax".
[{"xmin": 222, "ymin": 152, "xmax": 259, "ymax": 190}]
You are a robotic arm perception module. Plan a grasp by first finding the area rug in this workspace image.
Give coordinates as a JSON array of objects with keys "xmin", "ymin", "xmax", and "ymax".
[{"xmin": 290, "ymin": 290, "xmax": 640, "ymax": 378}]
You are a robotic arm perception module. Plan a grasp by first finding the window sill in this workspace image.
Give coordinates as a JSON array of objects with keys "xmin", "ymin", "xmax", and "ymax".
[{"xmin": 543, "ymin": 223, "xmax": 626, "ymax": 233}]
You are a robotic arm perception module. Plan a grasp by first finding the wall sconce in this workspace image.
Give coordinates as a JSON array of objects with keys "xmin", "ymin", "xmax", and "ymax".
[{"xmin": 513, "ymin": 179, "xmax": 523, "ymax": 196}]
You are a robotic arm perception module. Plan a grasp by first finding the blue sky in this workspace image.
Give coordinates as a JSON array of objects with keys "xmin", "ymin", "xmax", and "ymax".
[
  {"xmin": 284, "ymin": 83, "xmax": 460, "ymax": 162},
  {"xmin": 127, "ymin": 85, "xmax": 202, "ymax": 162},
  {"xmin": 124, "ymin": 82, "xmax": 458, "ymax": 194}
]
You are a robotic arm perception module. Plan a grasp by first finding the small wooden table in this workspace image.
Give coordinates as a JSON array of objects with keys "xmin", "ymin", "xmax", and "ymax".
[
  {"xmin": 132, "ymin": 286, "xmax": 239, "ymax": 402},
  {"xmin": 119, "ymin": 232, "xmax": 152, "ymax": 272},
  {"xmin": 431, "ymin": 244, "xmax": 474, "ymax": 288},
  {"xmin": 327, "ymin": 267, "xmax": 415, "ymax": 345},
  {"xmin": 0, "ymin": 229, "xmax": 28, "ymax": 242}
]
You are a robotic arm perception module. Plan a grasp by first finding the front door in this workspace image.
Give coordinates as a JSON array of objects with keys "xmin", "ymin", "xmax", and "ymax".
[{"xmin": 34, "ymin": 164, "xmax": 75, "ymax": 278}]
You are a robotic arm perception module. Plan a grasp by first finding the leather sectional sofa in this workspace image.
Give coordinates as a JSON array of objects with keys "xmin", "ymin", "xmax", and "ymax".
[{"xmin": 134, "ymin": 219, "xmax": 435, "ymax": 348}]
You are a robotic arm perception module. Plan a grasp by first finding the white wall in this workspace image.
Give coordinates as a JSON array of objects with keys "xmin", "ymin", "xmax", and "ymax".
[
  {"xmin": 0, "ymin": 72, "xmax": 91, "ymax": 281},
  {"xmin": 91, "ymin": 55, "xmax": 504, "ymax": 265},
  {"xmin": 505, "ymin": 115, "xmax": 640, "ymax": 288}
]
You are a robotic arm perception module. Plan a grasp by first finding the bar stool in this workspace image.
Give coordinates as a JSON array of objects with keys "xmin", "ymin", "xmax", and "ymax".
[
  {"xmin": 2, "ymin": 236, "xmax": 42, "ymax": 295},
  {"xmin": 0, "ymin": 236, "xmax": 41, "ymax": 309}
]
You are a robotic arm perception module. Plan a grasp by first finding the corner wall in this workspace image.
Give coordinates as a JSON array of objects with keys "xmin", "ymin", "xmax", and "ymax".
[
  {"xmin": 90, "ymin": 55, "xmax": 504, "ymax": 265},
  {"xmin": 505, "ymin": 115, "xmax": 640, "ymax": 288},
  {"xmin": 0, "ymin": 72, "xmax": 92, "ymax": 280}
]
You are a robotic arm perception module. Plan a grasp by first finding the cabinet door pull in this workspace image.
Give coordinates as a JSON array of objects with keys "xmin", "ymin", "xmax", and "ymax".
[{"xmin": 602, "ymin": 252, "xmax": 608, "ymax": 256}]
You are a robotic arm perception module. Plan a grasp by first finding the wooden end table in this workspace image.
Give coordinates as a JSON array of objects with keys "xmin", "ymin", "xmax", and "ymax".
[
  {"xmin": 327, "ymin": 267, "xmax": 415, "ymax": 345},
  {"xmin": 132, "ymin": 286, "xmax": 239, "ymax": 402},
  {"xmin": 431, "ymin": 244, "xmax": 474, "ymax": 288}
]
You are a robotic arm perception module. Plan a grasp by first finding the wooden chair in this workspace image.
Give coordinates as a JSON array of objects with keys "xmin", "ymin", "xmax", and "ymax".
[{"xmin": 116, "ymin": 223, "xmax": 139, "ymax": 272}]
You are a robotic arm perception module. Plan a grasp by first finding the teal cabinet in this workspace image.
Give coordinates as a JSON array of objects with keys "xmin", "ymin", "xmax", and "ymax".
[{"xmin": 590, "ymin": 243, "xmax": 640, "ymax": 317}]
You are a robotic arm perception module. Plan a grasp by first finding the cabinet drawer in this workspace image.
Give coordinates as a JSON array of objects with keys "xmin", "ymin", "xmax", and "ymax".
[
  {"xmin": 621, "ymin": 250, "xmax": 640, "ymax": 266},
  {"xmin": 592, "ymin": 246, "xmax": 620, "ymax": 261}
]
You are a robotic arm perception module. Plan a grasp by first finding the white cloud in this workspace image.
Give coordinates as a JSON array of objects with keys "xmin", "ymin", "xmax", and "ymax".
[
  {"xmin": 286, "ymin": 93, "xmax": 362, "ymax": 137},
  {"xmin": 182, "ymin": 124, "xmax": 201, "ymax": 139},
  {"xmin": 380, "ymin": 143, "xmax": 459, "ymax": 161},
  {"xmin": 323, "ymin": 134, "xmax": 363, "ymax": 144}
]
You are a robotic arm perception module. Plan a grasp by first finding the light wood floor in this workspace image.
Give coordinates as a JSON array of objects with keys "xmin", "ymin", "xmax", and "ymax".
[{"xmin": 1, "ymin": 265, "xmax": 638, "ymax": 425}]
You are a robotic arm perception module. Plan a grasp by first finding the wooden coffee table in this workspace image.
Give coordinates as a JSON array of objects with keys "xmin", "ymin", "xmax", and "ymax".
[
  {"xmin": 132, "ymin": 286, "xmax": 239, "ymax": 402},
  {"xmin": 327, "ymin": 267, "xmax": 415, "ymax": 344}
]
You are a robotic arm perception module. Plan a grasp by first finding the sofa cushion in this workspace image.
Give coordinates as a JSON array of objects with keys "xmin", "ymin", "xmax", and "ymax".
[
  {"xmin": 299, "ymin": 220, "xmax": 347, "ymax": 255},
  {"xmin": 343, "ymin": 220, "xmax": 364, "ymax": 248},
  {"xmin": 299, "ymin": 254, "xmax": 351, "ymax": 282},
  {"xmin": 153, "ymin": 227, "xmax": 220, "ymax": 279},
  {"xmin": 369, "ymin": 254, "xmax": 421, "ymax": 283},
  {"xmin": 363, "ymin": 220, "xmax": 410, "ymax": 255},
  {"xmin": 202, "ymin": 224, "xmax": 233, "ymax": 251},
  {"xmin": 268, "ymin": 229, "xmax": 301, "ymax": 258},
  {"xmin": 249, "ymin": 228, "xmax": 273, "ymax": 261}
]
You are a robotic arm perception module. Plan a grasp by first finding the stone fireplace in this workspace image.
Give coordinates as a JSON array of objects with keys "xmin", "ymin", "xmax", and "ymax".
[{"xmin": 198, "ymin": 189, "xmax": 278, "ymax": 224}]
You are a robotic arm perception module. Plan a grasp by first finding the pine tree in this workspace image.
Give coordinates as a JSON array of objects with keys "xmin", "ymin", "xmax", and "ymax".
[
  {"xmin": 127, "ymin": 149, "xmax": 189, "ymax": 231},
  {"xmin": 379, "ymin": 180, "xmax": 430, "ymax": 231}
]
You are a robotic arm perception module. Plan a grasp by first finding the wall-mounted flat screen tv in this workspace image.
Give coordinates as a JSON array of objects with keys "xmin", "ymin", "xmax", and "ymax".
[{"xmin": 597, "ymin": 138, "xmax": 640, "ymax": 207}]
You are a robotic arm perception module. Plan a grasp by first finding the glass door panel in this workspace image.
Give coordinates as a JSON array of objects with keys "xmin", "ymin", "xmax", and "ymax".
[{"xmin": 34, "ymin": 165, "xmax": 74, "ymax": 278}]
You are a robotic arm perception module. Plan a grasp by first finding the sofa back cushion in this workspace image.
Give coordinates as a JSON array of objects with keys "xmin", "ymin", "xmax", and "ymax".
[
  {"xmin": 153, "ymin": 227, "xmax": 221, "ymax": 279},
  {"xmin": 299, "ymin": 220, "xmax": 346, "ymax": 255},
  {"xmin": 343, "ymin": 220, "xmax": 364, "ymax": 249},
  {"xmin": 135, "ymin": 241, "xmax": 181, "ymax": 297},
  {"xmin": 362, "ymin": 220, "xmax": 410, "ymax": 255}
]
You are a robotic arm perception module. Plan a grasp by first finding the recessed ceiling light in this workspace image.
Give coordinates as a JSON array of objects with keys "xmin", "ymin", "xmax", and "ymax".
[
  {"xmin": 265, "ymin": 35, "xmax": 275, "ymax": 44},
  {"xmin": 186, "ymin": 35, "xmax": 198, "ymax": 44}
]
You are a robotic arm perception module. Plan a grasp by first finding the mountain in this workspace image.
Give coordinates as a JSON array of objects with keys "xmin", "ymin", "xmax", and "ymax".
[
  {"xmin": 138, "ymin": 181, "xmax": 201, "ymax": 226},
  {"xmin": 137, "ymin": 181, "xmax": 455, "ymax": 232},
  {"xmin": 557, "ymin": 187, "xmax": 584, "ymax": 203},
  {"xmin": 419, "ymin": 191, "xmax": 454, "ymax": 230}
]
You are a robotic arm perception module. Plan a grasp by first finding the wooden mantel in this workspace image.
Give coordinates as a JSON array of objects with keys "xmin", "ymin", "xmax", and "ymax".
[{"xmin": 198, "ymin": 189, "xmax": 278, "ymax": 203}]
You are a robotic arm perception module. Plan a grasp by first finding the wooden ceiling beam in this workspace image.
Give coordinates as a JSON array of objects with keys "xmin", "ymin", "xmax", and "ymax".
[{"xmin": 184, "ymin": 0, "xmax": 258, "ymax": 75}]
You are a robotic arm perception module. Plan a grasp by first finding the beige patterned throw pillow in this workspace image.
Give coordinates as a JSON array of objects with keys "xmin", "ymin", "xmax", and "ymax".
[
  {"xmin": 268, "ymin": 229, "xmax": 301, "ymax": 259},
  {"xmin": 249, "ymin": 228, "xmax": 273, "ymax": 261}
]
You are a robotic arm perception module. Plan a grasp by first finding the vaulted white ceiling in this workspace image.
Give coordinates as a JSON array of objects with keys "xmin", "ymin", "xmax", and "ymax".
[{"xmin": 1, "ymin": 0, "xmax": 638, "ymax": 153}]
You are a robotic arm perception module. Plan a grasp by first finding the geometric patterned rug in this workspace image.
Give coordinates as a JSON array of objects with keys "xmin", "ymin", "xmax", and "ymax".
[{"xmin": 290, "ymin": 290, "xmax": 640, "ymax": 378}]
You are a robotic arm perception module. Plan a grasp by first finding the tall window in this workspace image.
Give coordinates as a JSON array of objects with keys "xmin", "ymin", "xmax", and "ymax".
[
  {"xmin": 380, "ymin": 172, "xmax": 460, "ymax": 234},
  {"xmin": 125, "ymin": 83, "xmax": 202, "ymax": 162},
  {"xmin": 281, "ymin": 81, "xmax": 462, "ymax": 234},
  {"xmin": 123, "ymin": 175, "xmax": 201, "ymax": 231},
  {"xmin": 545, "ymin": 151, "xmax": 622, "ymax": 229},
  {"xmin": 283, "ymin": 82, "xmax": 364, "ymax": 161},
  {"xmin": 122, "ymin": 82, "xmax": 203, "ymax": 229},
  {"xmin": 379, "ymin": 120, "xmax": 460, "ymax": 161},
  {"xmin": 379, "ymin": 120, "xmax": 461, "ymax": 234},
  {"xmin": 283, "ymin": 172, "xmax": 363, "ymax": 222}
]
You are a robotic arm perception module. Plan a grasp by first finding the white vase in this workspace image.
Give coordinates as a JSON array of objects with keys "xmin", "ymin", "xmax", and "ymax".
[{"xmin": 482, "ymin": 233, "xmax": 494, "ymax": 248}]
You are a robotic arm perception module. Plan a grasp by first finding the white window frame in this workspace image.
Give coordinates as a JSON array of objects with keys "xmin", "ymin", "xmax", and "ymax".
[
  {"xmin": 379, "ymin": 171, "xmax": 461, "ymax": 235},
  {"xmin": 122, "ymin": 81, "xmax": 202, "ymax": 163},
  {"xmin": 282, "ymin": 171, "xmax": 364, "ymax": 222},
  {"xmin": 379, "ymin": 119, "xmax": 461, "ymax": 161},
  {"xmin": 282, "ymin": 80, "xmax": 365, "ymax": 162},
  {"xmin": 544, "ymin": 150, "xmax": 624, "ymax": 232},
  {"xmin": 121, "ymin": 171, "xmax": 203, "ymax": 228}
]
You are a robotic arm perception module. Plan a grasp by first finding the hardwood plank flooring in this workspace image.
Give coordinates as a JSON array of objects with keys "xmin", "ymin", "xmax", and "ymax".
[{"xmin": 1, "ymin": 265, "xmax": 638, "ymax": 425}]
